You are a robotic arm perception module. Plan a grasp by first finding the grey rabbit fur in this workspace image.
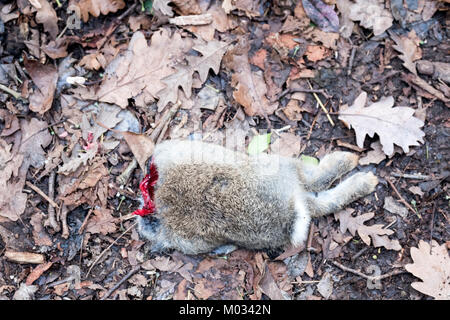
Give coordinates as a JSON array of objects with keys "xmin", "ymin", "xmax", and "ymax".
[{"xmin": 136, "ymin": 139, "xmax": 378, "ymax": 255}]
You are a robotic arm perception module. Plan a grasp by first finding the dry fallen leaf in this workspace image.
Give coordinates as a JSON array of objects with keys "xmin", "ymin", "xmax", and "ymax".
[
  {"xmin": 227, "ymin": 41, "xmax": 278, "ymax": 117},
  {"xmin": 23, "ymin": 57, "xmax": 58, "ymax": 114},
  {"xmin": 85, "ymin": 208, "xmax": 117, "ymax": 235},
  {"xmin": 0, "ymin": 139, "xmax": 27, "ymax": 222},
  {"xmin": 30, "ymin": 213, "xmax": 53, "ymax": 246},
  {"xmin": 338, "ymin": 91, "xmax": 425, "ymax": 156},
  {"xmin": 389, "ymin": 30, "xmax": 422, "ymax": 75},
  {"xmin": 19, "ymin": 118, "xmax": 53, "ymax": 172},
  {"xmin": 348, "ymin": 0, "xmax": 393, "ymax": 36},
  {"xmin": 153, "ymin": 0, "xmax": 174, "ymax": 17},
  {"xmin": 13, "ymin": 283, "xmax": 38, "ymax": 300},
  {"xmin": 317, "ymin": 271, "xmax": 333, "ymax": 299},
  {"xmin": 77, "ymin": 30, "xmax": 193, "ymax": 109},
  {"xmin": 358, "ymin": 142, "xmax": 386, "ymax": 165},
  {"xmin": 305, "ymin": 45, "xmax": 330, "ymax": 62},
  {"xmin": 69, "ymin": 0, "xmax": 126, "ymax": 23},
  {"xmin": 193, "ymin": 256, "xmax": 245, "ymax": 300},
  {"xmin": 258, "ymin": 263, "xmax": 290, "ymax": 300},
  {"xmin": 156, "ymin": 38, "xmax": 228, "ymax": 110},
  {"xmin": 301, "ymin": 0, "xmax": 339, "ymax": 33},
  {"xmin": 335, "ymin": 209, "xmax": 402, "ymax": 251},
  {"xmin": 26, "ymin": 262, "xmax": 53, "ymax": 285},
  {"xmin": 270, "ymin": 132, "xmax": 301, "ymax": 158},
  {"xmin": 336, "ymin": 0, "xmax": 355, "ymax": 38},
  {"xmin": 35, "ymin": 0, "xmax": 59, "ymax": 39},
  {"xmin": 171, "ymin": 0, "xmax": 201, "ymax": 15},
  {"xmin": 121, "ymin": 132, "xmax": 155, "ymax": 171},
  {"xmin": 405, "ymin": 240, "xmax": 450, "ymax": 300},
  {"xmin": 223, "ymin": 0, "xmax": 262, "ymax": 18},
  {"xmin": 383, "ymin": 196, "xmax": 408, "ymax": 218}
]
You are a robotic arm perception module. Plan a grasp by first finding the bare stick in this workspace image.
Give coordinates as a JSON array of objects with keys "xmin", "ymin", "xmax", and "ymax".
[
  {"xmin": 26, "ymin": 181, "xmax": 59, "ymax": 209},
  {"xmin": 331, "ymin": 261, "xmax": 406, "ymax": 281},
  {"xmin": 100, "ymin": 265, "xmax": 141, "ymax": 300},
  {"xmin": 47, "ymin": 171, "xmax": 60, "ymax": 232},
  {"xmin": 169, "ymin": 13, "xmax": 213, "ymax": 26},
  {"xmin": 391, "ymin": 172, "xmax": 433, "ymax": 180},
  {"xmin": 351, "ymin": 247, "xmax": 370, "ymax": 261},
  {"xmin": 150, "ymin": 101, "xmax": 181, "ymax": 141},
  {"xmin": 386, "ymin": 178, "xmax": 417, "ymax": 216},
  {"xmin": 78, "ymin": 207, "xmax": 94, "ymax": 235},
  {"xmin": 86, "ymin": 221, "xmax": 137, "ymax": 278},
  {"xmin": 307, "ymin": 80, "xmax": 334, "ymax": 126},
  {"xmin": 347, "ymin": 46, "xmax": 356, "ymax": 76},
  {"xmin": 0, "ymin": 83, "xmax": 25, "ymax": 101},
  {"xmin": 116, "ymin": 158, "xmax": 138, "ymax": 185},
  {"xmin": 306, "ymin": 107, "xmax": 321, "ymax": 141},
  {"xmin": 61, "ymin": 204, "xmax": 70, "ymax": 239}
]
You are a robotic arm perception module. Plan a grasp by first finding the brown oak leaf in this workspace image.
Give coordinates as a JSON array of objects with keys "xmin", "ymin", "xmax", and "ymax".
[
  {"xmin": 389, "ymin": 30, "xmax": 422, "ymax": 75},
  {"xmin": 227, "ymin": 40, "xmax": 278, "ymax": 117},
  {"xmin": 338, "ymin": 91, "xmax": 425, "ymax": 156},
  {"xmin": 35, "ymin": 0, "xmax": 59, "ymax": 39},
  {"xmin": 405, "ymin": 240, "xmax": 450, "ymax": 300},
  {"xmin": 68, "ymin": 0, "xmax": 125, "ymax": 23},
  {"xmin": 77, "ymin": 30, "xmax": 193, "ymax": 109},
  {"xmin": 334, "ymin": 209, "xmax": 401, "ymax": 251}
]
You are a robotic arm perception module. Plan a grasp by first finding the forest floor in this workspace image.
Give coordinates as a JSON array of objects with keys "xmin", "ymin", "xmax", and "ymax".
[{"xmin": 0, "ymin": 0, "xmax": 448, "ymax": 300}]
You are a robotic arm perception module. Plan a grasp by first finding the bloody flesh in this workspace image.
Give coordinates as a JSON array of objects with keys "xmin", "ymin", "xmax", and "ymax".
[{"xmin": 132, "ymin": 162, "xmax": 158, "ymax": 216}]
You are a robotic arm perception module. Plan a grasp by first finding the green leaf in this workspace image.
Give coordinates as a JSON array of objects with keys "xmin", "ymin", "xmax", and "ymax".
[
  {"xmin": 141, "ymin": 0, "xmax": 153, "ymax": 13},
  {"xmin": 300, "ymin": 155, "xmax": 319, "ymax": 166},
  {"xmin": 248, "ymin": 133, "xmax": 272, "ymax": 155}
]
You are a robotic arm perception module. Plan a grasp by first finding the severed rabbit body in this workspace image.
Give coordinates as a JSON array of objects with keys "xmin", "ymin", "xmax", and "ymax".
[{"xmin": 134, "ymin": 139, "xmax": 378, "ymax": 255}]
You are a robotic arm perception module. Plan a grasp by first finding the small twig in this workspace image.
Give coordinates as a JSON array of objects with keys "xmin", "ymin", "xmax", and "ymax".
[
  {"xmin": 78, "ymin": 207, "xmax": 94, "ymax": 235},
  {"xmin": 156, "ymin": 119, "xmax": 170, "ymax": 144},
  {"xmin": 0, "ymin": 83, "xmax": 26, "ymax": 101},
  {"xmin": 351, "ymin": 247, "xmax": 370, "ymax": 261},
  {"xmin": 291, "ymin": 280, "xmax": 320, "ymax": 284},
  {"xmin": 331, "ymin": 261, "xmax": 406, "ymax": 281},
  {"xmin": 47, "ymin": 171, "xmax": 60, "ymax": 232},
  {"xmin": 347, "ymin": 46, "xmax": 356, "ymax": 76},
  {"xmin": 169, "ymin": 13, "xmax": 213, "ymax": 26},
  {"xmin": 149, "ymin": 101, "xmax": 181, "ymax": 141},
  {"xmin": 26, "ymin": 181, "xmax": 59, "ymax": 209},
  {"xmin": 307, "ymin": 80, "xmax": 334, "ymax": 126},
  {"xmin": 100, "ymin": 265, "xmax": 141, "ymax": 300},
  {"xmin": 306, "ymin": 106, "xmax": 321, "ymax": 141},
  {"xmin": 430, "ymin": 200, "xmax": 437, "ymax": 244},
  {"xmin": 86, "ymin": 221, "xmax": 137, "ymax": 278},
  {"xmin": 61, "ymin": 204, "xmax": 70, "ymax": 239},
  {"xmin": 273, "ymin": 125, "xmax": 291, "ymax": 136},
  {"xmin": 386, "ymin": 178, "xmax": 417, "ymax": 216},
  {"xmin": 56, "ymin": 24, "xmax": 68, "ymax": 40},
  {"xmin": 116, "ymin": 158, "xmax": 138, "ymax": 185},
  {"xmin": 391, "ymin": 172, "xmax": 433, "ymax": 180}
]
